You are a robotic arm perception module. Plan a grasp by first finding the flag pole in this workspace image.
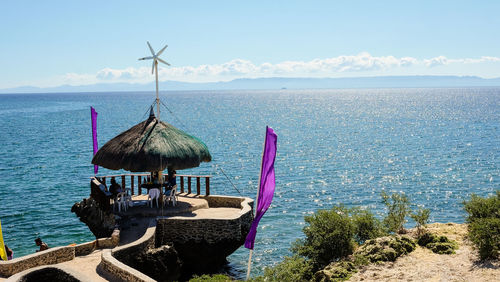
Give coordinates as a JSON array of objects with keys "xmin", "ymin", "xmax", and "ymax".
[
  {"xmin": 246, "ymin": 126, "xmax": 269, "ymax": 281},
  {"xmin": 91, "ymin": 107, "xmax": 99, "ymax": 175}
]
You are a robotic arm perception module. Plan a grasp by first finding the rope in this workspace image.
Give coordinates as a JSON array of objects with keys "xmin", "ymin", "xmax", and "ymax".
[
  {"xmin": 218, "ymin": 166, "xmax": 243, "ymax": 196},
  {"xmin": 159, "ymin": 99, "xmax": 189, "ymax": 130},
  {"xmin": 140, "ymin": 100, "xmax": 158, "ymax": 120}
]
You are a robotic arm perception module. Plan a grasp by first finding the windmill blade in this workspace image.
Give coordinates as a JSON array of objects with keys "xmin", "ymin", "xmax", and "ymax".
[
  {"xmin": 138, "ymin": 56, "xmax": 154, "ymax": 61},
  {"xmin": 157, "ymin": 44, "xmax": 168, "ymax": 56},
  {"xmin": 151, "ymin": 60, "xmax": 156, "ymax": 74},
  {"xmin": 147, "ymin": 41, "xmax": 155, "ymax": 55},
  {"xmin": 157, "ymin": 58, "xmax": 171, "ymax": 66}
]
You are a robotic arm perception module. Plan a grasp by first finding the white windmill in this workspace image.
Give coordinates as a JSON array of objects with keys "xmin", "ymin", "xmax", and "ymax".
[{"xmin": 139, "ymin": 41, "xmax": 170, "ymax": 120}]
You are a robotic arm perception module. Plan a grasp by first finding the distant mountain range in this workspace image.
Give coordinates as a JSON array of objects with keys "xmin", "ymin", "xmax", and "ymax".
[{"xmin": 1, "ymin": 75, "xmax": 500, "ymax": 94}]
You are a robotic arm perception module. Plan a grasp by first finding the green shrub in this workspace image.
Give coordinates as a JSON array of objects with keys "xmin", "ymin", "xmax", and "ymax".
[
  {"xmin": 355, "ymin": 235, "xmax": 416, "ymax": 263},
  {"xmin": 314, "ymin": 261, "xmax": 356, "ymax": 282},
  {"xmin": 351, "ymin": 208, "xmax": 385, "ymax": 244},
  {"xmin": 410, "ymin": 208, "xmax": 430, "ymax": 236},
  {"xmin": 292, "ymin": 206, "xmax": 355, "ymax": 268},
  {"xmin": 463, "ymin": 191, "xmax": 500, "ymax": 260},
  {"xmin": 417, "ymin": 232, "xmax": 435, "ymax": 246},
  {"xmin": 253, "ymin": 255, "xmax": 313, "ymax": 282},
  {"xmin": 381, "ymin": 191, "xmax": 411, "ymax": 234},
  {"xmin": 189, "ymin": 274, "xmax": 234, "ymax": 282},
  {"xmin": 417, "ymin": 233, "xmax": 458, "ymax": 254}
]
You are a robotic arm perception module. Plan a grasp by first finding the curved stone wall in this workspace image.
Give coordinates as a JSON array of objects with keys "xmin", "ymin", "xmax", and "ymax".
[
  {"xmin": 0, "ymin": 246, "xmax": 75, "ymax": 278},
  {"xmin": 156, "ymin": 195, "xmax": 253, "ymax": 244},
  {"xmin": 99, "ymin": 219, "xmax": 157, "ymax": 282},
  {"xmin": 155, "ymin": 195, "xmax": 254, "ymax": 272}
]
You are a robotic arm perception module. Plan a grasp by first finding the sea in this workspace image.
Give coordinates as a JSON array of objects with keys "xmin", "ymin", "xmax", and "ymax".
[{"xmin": 0, "ymin": 88, "xmax": 498, "ymax": 278}]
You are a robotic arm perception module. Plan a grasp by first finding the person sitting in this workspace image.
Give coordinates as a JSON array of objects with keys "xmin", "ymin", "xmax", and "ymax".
[
  {"xmin": 5, "ymin": 245, "xmax": 13, "ymax": 260},
  {"xmin": 152, "ymin": 172, "xmax": 160, "ymax": 185},
  {"xmin": 167, "ymin": 169, "xmax": 176, "ymax": 188},
  {"xmin": 109, "ymin": 177, "xmax": 123, "ymax": 198},
  {"xmin": 35, "ymin": 238, "xmax": 49, "ymax": 252}
]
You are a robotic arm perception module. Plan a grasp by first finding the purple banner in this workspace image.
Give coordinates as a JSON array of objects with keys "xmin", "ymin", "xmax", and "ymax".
[
  {"xmin": 245, "ymin": 126, "xmax": 277, "ymax": 250},
  {"xmin": 91, "ymin": 107, "xmax": 98, "ymax": 174}
]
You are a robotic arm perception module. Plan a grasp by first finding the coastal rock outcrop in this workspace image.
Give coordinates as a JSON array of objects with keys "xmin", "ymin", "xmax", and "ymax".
[
  {"xmin": 114, "ymin": 244, "xmax": 182, "ymax": 282},
  {"xmin": 71, "ymin": 197, "xmax": 115, "ymax": 238}
]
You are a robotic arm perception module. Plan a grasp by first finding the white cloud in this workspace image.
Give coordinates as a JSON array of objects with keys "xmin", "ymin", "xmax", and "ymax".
[
  {"xmin": 46, "ymin": 53, "xmax": 500, "ymax": 86},
  {"xmin": 424, "ymin": 56, "xmax": 449, "ymax": 67}
]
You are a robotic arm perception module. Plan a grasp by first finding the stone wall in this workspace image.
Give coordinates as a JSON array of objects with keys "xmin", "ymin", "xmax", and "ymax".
[
  {"xmin": 99, "ymin": 250, "xmax": 155, "ymax": 282},
  {"xmin": 156, "ymin": 196, "xmax": 253, "ymax": 245},
  {"xmin": 155, "ymin": 195, "xmax": 254, "ymax": 272},
  {"xmin": 0, "ymin": 246, "xmax": 74, "ymax": 277},
  {"xmin": 74, "ymin": 241, "xmax": 96, "ymax": 257},
  {"xmin": 112, "ymin": 219, "xmax": 156, "ymax": 263},
  {"xmin": 98, "ymin": 219, "xmax": 157, "ymax": 282},
  {"xmin": 202, "ymin": 195, "xmax": 251, "ymax": 208},
  {"xmin": 0, "ymin": 229, "xmax": 119, "ymax": 278}
]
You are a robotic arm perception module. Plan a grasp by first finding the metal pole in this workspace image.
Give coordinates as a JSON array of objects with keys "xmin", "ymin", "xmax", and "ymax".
[{"xmin": 155, "ymin": 60, "xmax": 160, "ymax": 120}]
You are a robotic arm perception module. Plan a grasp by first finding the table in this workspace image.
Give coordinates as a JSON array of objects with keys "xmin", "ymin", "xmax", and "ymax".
[{"xmin": 141, "ymin": 182, "xmax": 172, "ymax": 193}]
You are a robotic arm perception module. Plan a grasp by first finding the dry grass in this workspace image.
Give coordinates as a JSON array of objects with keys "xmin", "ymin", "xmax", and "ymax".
[{"xmin": 349, "ymin": 223, "xmax": 500, "ymax": 282}]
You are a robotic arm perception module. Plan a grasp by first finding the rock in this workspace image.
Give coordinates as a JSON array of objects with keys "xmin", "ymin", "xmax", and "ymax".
[
  {"xmin": 71, "ymin": 197, "xmax": 115, "ymax": 238},
  {"xmin": 172, "ymin": 239, "xmax": 243, "ymax": 274},
  {"xmin": 128, "ymin": 245, "xmax": 183, "ymax": 282},
  {"xmin": 314, "ymin": 261, "xmax": 356, "ymax": 282},
  {"xmin": 355, "ymin": 235, "xmax": 416, "ymax": 263}
]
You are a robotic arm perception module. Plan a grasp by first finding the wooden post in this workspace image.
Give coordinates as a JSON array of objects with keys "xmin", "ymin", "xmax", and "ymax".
[
  {"xmin": 130, "ymin": 175, "xmax": 135, "ymax": 195},
  {"xmin": 196, "ymin": 177, "xmax": 201, "ymax": 195},
  {"xmin": 180, "ymin": 176, "xmax": 184, "ymax": 193},
  {"xmin": 121, "ymin": 175, "xmax": 126, "ymax": 190},
  {"xmin": 188, "ymin": 176, "xmax": 192, "ymax": 194},
  {"xmin": 206, "ymin": 177, "xmax": 210, "ymax": 196},
  {"xmin": 138, "ymin": 176, "xmax": 142, "ymax": 195}
]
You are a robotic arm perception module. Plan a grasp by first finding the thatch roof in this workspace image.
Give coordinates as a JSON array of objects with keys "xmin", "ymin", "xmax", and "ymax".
[{"xmin": 91, "ymin": 111, "xmax": 211, "ymax": 172}]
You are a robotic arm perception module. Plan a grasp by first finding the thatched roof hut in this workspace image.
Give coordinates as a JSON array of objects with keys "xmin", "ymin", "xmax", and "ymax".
[{"xmin": 91, "ymin": 110, "xmax": 211, "ymax": 172}]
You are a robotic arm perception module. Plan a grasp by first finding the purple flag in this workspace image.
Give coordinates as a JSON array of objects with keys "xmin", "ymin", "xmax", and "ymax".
[
  {"xmin": 245, "ymin": 126, "xmax": 277, "ymax": 250},
  {"xmin": 91, "ymin": 107, "xmax": 98, "ymax": 174}
]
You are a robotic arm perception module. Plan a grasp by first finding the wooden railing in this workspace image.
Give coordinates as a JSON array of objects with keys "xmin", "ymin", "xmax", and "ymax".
[{"xmin": 93, "ymin": 173, "xmax": 212, "ymax": 196}]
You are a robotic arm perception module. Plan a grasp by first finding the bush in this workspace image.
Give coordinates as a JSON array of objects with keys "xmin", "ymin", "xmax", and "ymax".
[
  {"xmin": 417, "ymin": 233, "xmax": 458, "ymax": 254},
  {"xmin": 463, "ymin": 191, "xmax": 500, "ymax": 260},
  {"xmin": 189, "ymin": 274, "xmax": 234, "ymax": 281},
  {"xmin": 351, "ymin": 208, "xmax": 385, "ymax": 244},
  {"xmin": 410, "ymin": 208, "xmax": 431, "ymax": 236},
  {"xmin": 381, "ymin": 192, "xmax": 411, "ymax": 234},
  {"xmin": 314, "ymin": 261, "xmax": 356, "ymax": 282},
  {"xmin": 292, "ymin": 206, "xmax": 356, "ymax": 268},
  {"xmin": 355, "ymin": 235, "xmax": 416, "ymax": 263},
  {"xmin": 253, "ymin": 255, "xmax": 313, "ymax": 282}
]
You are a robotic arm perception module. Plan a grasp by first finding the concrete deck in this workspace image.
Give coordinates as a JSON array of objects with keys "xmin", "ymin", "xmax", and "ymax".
[{"xmin": 113, "ymin": 193, "xmax": 209, "ymax": 217}]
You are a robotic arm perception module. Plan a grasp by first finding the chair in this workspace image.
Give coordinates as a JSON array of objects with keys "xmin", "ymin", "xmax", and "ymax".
[
  {"xmin": 164, "ymin": 185, "xmax": 178, "ymax": 207},
  {"xmin": 148, "ymin": 188, "xmax": 161, "ymax": 208},
  {"xmin": 116, "ymin": 191, "xmax": 130, "ymax": 212}
]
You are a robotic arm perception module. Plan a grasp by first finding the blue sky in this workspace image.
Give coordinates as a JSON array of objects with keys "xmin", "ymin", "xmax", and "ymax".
[{"xmin": 1, "ymin": 0, "xmax": 499, "ymax": 88}]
